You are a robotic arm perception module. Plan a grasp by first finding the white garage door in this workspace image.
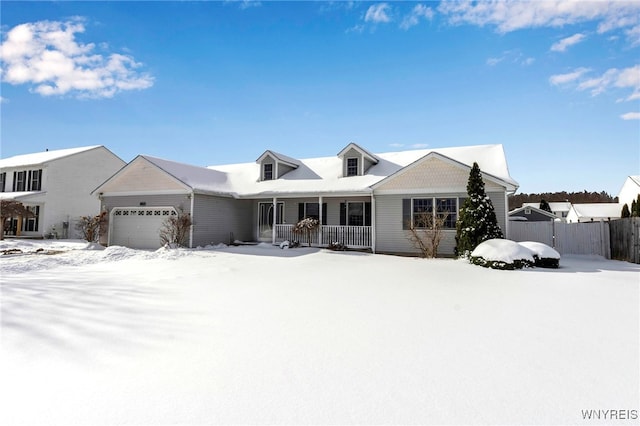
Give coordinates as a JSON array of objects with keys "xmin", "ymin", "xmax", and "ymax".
[{"xmin": 110, "ymin": 207, "xmax": 178, "ymax": 249}]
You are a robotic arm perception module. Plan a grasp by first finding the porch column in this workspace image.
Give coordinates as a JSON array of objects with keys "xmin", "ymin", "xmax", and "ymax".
[
  {"xmin": 272, "ymin": 197, "xmax": 277, "ymax": 245},
  {"xmin": 371, "ymin": 193, "xmax": 376, "ymax": 253},
  {"xmin": 318, "ymin": 195, "xmax": 323, "ymax": 246}
]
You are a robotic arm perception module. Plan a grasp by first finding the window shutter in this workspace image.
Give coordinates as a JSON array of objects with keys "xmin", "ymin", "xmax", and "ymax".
[
  {"xmin": 322, "ymin": 203, "xmax": 327, "ymax": 225},
  {"xmin": 13, "ymin": 172, "xmax": 16, "ymax": 192},
  {"xmin": 365, "ymin": 202, "xmax": 371, "ymax": 226},
  {"xmin": 402, "ymin": 199, "xmax": 411, "ymax": 230},
  {"xmin": 27, "ymin": 171, "xmax": 32, "ymax": 191},
  {"xmin": 298, "ymin": 203, "xmax": 304, "ymax": 221},
  {"xmin": 340, "ymin": 203, "xmax": 346, "ymax": 226}
]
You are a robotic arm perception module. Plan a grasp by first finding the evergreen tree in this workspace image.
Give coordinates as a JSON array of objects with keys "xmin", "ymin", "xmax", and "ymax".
[
  {"xmin": 455, "ymin": 162, "xmax": 504, "ymax": 257},
  {"xmin": 632, "ymin": 199, "xmax": 639, "ymax": 217},
  {"xmin": 539, "ymin": 199, "xmax": 552, "ymax": 213},
  {"xmin": 634, "ymin": 195, "xmax": 640, "ymax": 217},
  {"xmin": 621, "ymin": 203, "xmax": 631, "ymax": 218}
]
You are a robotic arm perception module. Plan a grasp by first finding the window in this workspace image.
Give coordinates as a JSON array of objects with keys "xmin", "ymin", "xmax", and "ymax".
[
  {"xmin": 263, "ymin": 163, "xmax": 273, "ymax": 181},
  {"xmin": 435, "ymin": 198, "xmax": 458, "ymax": 228},
  {"xmin": 23, "ymin": 206, "xmax": 40, "ymax": 232},
  {"xmin": 403, "ymin": 197, "xmax": 458, "ymax": 229},
  {"xmin": 340, "ymin": 202, "xmax": 371, "ymax": 226},
  {"xmin": 298, "ymin": 202, "xmax": 327, "ymax": 224},
  {"xmin": 346, "ymin": 158, "xmax": 358, "ymax": 176},
  {"xmin": 13, "ymin": 171, "xmax": 26, "ymax": 191},
  {"xmin": 412, "ymin": 198, "xmax": 433, "ymax": 228},
  {"xmin": 29, "ymin": 169, "xmax": 42, "ymax": 191},
  {"xmin": 0, "ymin": 172, "xmax": 5, "ymax": 192}
]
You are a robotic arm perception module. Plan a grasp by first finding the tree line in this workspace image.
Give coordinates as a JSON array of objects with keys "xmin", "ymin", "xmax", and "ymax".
[{"xmin": 508, "ymin": 191, "xmax": 617, "ymax": 211}]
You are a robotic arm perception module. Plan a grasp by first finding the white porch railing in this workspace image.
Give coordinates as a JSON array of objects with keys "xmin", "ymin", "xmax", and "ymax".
[{"xmin": 274, "ymin": 224, "xmax": 372, "ymax": 248}]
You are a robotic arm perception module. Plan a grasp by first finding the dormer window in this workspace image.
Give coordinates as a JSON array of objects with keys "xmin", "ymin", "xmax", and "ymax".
[
  {"xmin": 346, "ymin": 158, "xmax": 359, "ymax": 177},
  {"xmin": 337, "ymin": 143, "xmax": 379, "ymax": 178},
  {"xmin": 256, "ymin": 150, "xmax": 300, "ymax": 181},
  {"xmin": 263, "ymin": 163, "xmax": 273, "ymax": 181}
]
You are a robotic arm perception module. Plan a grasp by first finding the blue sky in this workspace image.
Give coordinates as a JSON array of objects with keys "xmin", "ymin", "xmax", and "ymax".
[{"xmin": 1, "ymin": 1, "xmax": 638, "ymax": 196}]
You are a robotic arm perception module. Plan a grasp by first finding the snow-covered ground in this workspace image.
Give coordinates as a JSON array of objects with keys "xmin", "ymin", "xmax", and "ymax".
[{"xmin": 1, "ymin": 239, "xmax": 638, "ymax": 425}]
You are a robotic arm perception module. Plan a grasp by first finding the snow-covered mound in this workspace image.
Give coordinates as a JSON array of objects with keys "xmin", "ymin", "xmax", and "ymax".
[
  {"xmin": 518, "ymin": 241, "xmax": 560, "ymax": 268},
  {"xmin": 470, "ymin": 239, "xmax": 535, "ymax": 270}
]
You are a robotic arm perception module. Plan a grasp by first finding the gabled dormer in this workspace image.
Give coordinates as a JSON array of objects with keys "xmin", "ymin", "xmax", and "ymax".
[
  {"xmin": 337, "ymin": 143, "xmax": 379, "ymax": 177},
  {"xmin": 256, "ymin": 150, "xmax": 300, "ymax": 181}
]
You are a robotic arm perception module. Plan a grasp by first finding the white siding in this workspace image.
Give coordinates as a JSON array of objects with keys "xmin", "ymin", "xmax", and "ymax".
[
  {"xmin": 374, "ymin": 192, "xmax": 507, "ymax": 256},
  {"xmin": 192, "ymin": 195, "xmax": 253, "ymax": 247},
  {"xmin": 37, "ymin": 147, "xmax": 125, "ymax": 238}
]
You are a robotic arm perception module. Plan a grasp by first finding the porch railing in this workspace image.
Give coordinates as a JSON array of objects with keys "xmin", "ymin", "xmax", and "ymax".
[{"xmin": 274, "ymin": 224, "xmax": 372, "ymax": 248}]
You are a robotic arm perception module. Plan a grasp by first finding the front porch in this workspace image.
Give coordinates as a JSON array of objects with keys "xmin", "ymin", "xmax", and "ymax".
[{"xmin": 274, "ymin": 224, "xmax": 372, "ymax": 249}]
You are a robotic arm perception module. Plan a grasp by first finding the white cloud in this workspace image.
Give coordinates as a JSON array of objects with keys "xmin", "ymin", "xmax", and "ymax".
[
  {"xmin": 621, "ymin": 112, "xmax": 640, "ymax": 120},
  {"xmin": 400, "ymin": 4, "xmax": 434, "ymax": 30},
  {"xmin": 365, "ymin": 3, "xmax": 391, "ymax": 24},
  {"xmin": 0, "ymin": 19, "xmax": 153, "ymax": 98},
  {"xmin": 438, "ymin": 0, "xmax": 640, "ymax": 44},
  {"xmin": 549, "ymin": 67, "xmax": 590, "ymax": 85},
  {"xmin": 487, "ymin": 50, "xmax": 535, "ymax": 67},
  {"xmin": 550, "ymin": 33, "xmax": 586, "ymax": 52},
  {"xmin": 389, "ymin": 143, "xmax": 404, "ymax": 148},
  {"xmin": 411, "ymin": 143, "xmax": 429, "ymax": 149},
  {"xmin": 550, "ymin": 65, "xmax": 640, "ymax": 103}
]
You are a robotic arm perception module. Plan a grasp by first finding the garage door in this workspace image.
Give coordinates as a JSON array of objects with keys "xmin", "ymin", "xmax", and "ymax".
[{"xmin": 110, "ymin": 207, "xmax": 178, "ymax": 249}]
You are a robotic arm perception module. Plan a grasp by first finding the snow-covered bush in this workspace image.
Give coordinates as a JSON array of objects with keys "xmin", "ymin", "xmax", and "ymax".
[
  {"xmin": 293, "ymin": 217, "xmax": 319, "ymax": 247},
  {"xmin": 470, "ymin": 239, "xmax": 535, "ymax": 270},
  {"xmin": 328, "ymin": 241, "xmax": 345, "ymax": 251},
  {"xmin": 518, "ymin": 241, "xmax": 560, "ymax": 268},
  {"xmin": 455, "ymin": 162, "xmax": 503, "ymax": 257}
]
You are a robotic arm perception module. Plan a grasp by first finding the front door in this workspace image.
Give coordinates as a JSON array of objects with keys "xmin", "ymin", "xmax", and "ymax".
[{"xmin": 258, "ymin": 202, "xmax": 283, "ymax": 241}]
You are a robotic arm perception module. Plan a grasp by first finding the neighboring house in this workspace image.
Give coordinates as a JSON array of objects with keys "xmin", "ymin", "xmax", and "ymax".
[
  {"xmin": 509, "ymin": 205, "xmax": 558, "ymax": 222},
  {"xmin": 618, "ymin": 175, "xmax": 640, "ymax": 208},
  {"xmin": 522, "ymin": 201, "xmax": 571, "ymax": 222},
  {"xmin": 0, "ymin": 146, "xmax": 126, "ymax": 238},
  {"xmin": 566, "ymin": 203, "xmax": 621, "ymax": 223},
  {"xmin": 93, "ymin": 143, "xmax": 519, "ymax": 256}
]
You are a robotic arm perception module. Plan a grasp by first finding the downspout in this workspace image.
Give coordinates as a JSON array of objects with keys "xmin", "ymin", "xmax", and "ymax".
[
  {"xmin": 189, "ymin": 191, "xmax": 195, "ymax": 248},
  {"xmin": 371, "ymin": 192, "xmax": 376, "ymax": 254},
  {"xmin": 504, "ymin": 191, "xmax": 510, "ymax": 240}
]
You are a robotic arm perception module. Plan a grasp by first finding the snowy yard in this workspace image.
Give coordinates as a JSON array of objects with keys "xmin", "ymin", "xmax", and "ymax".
[{"xmin": 1, "ymin": 240, "xmax": 638, "ymax": 425}]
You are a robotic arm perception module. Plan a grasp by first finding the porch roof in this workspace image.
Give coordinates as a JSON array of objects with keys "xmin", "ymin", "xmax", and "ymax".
[{"xmin": 0, "ymin": 191, "xmax": 47, "ymax": 202}]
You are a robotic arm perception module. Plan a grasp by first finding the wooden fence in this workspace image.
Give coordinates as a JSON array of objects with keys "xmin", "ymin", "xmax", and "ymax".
[
  {"xmin": 609, "ymin": 217, "xmax": 640, "ymax": 263},
  {"xmin": 508, "ymin": 221, "xmax": 611, "ymax": 258}
]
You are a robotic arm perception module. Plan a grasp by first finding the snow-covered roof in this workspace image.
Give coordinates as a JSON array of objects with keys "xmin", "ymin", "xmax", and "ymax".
[
  {"xmin": 211, "ymin": 144, "xmax": 517, "ymax": 197},
  {"xmin": 0, "ymin": 146, "xmax": 102, "ymax": 168},
  {"xmin": 523, "ymin": 201, "xmax": 572, "ymax": 212},
  {"xmin": 569, "ymin": 203, "xmax": 621, "ymax": 219},
  {"xmin": 105, "ymin": 144, "xmax": 517, "ymax": 198},
  {"xmin": 140, "ymin": 156, "xmax": 235, "ymax": 196},
  {"xmin": 0, "ymin": 191, "xmax": 46, "ymax": 201}
]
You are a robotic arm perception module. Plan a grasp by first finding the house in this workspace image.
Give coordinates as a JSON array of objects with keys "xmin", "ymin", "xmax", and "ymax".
[
  {"xmin": 522, "ymin": 201, "xmax": 571, "ymax": 222},
  {"xmin": 508, "ymin": 205, "xmax": 558, "ymax": 222},
  {"xmin": 93, "ymin": 143, "xmax": 519, "ymax": 256},
  {"xmin": 618, "ymin": 175, "xmax": 640, "ymax": 208},
  {"xmin": 566, "ymin": 203, "xmax": 621, "ymax": 223},
  {"xmin": 0, "ymin": 146, "xmax": 126, "ymax": 238}
]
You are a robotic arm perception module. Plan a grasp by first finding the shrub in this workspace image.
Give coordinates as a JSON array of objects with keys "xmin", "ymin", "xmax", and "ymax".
[
  {"xmin": 76, "ymin": 211, "xmax": 108, "ymax": 243},
  {"xmin": 159, "ymin": 210, "xmax": 192, "ymax": 247},
  {"xmin": 293, "ymin": 217, "xmax": 319, "ymax": 247}
]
